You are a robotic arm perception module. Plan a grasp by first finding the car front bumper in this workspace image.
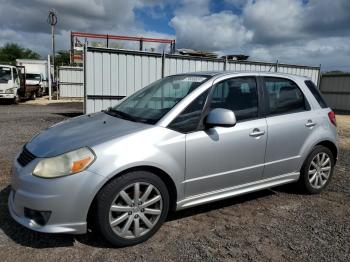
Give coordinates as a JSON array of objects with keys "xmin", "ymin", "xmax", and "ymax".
[
  {"xmin": 8, "ymin": 155, "xmax": 106, "ymax": 234},
  {"xmin": 0, "ymin": 93, "xmax": 15, "ymax": 99}
]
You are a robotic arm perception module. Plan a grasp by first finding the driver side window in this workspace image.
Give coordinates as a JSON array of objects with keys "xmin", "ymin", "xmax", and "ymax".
[
  {"xmin": 209, "ymin": 77, "xmax": 258, "ymax": 121},
  {"xmin": 168, "ymin": 90, "xmax": 209, "ymax": 133},
  {"xmin": 13, "ymin": 69, "xmax": 19, "ymax": 84}
]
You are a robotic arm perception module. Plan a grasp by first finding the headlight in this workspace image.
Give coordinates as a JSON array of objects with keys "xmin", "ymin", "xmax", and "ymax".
[
  {"xmin": 5, "ymin": 88, "xmax": 15, "ymax": 94},
  {"xmin": 33, "ymin": 147, "xmax": 95, "ymax": 178}
]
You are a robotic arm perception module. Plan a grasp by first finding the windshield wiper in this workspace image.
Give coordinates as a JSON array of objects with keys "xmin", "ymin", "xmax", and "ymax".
[{"xmin": 104, "ymin": 108, "xmax": 137, "ymax": 122}]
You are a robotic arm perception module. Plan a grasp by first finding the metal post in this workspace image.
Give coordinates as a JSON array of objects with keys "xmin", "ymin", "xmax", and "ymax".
[
  {"xmin": 83, "ymin": 42, "xmax": 87, "ymax": 114},
  {"xmin": 224, "ymin": 56, "xmax": 228, "ymax": 71},
  {"xmin": 275, "ymin": 60, "xmax": 279, "ymax": 72},
  {"xmin": 139, "ymin": 38, "xmax": 143, "ymax": 51},
  {"xmin": 70, "ymin": 31, "xmax": 73, "ymax": 64},
  {"xmin": 106, "ymin": 34, "xmax": 109, "ymax": 48},
  {"xmin": 56, "ymin": 66, "xmax": 59, "ymax": 100},
  {"xmin": 48, "ymin": 55, "xmax": 52, "ymax": 101},
  {"xmin": 52, "ymin": 25, "xmax": 55, "ymax": 78},
  {"xmin": 161, "ymin": 51, "xmax": 165, "ymax": 78},
  {"xmin": 47, "ymin": 10, "xmax": 57, "ymax": 96},
  {"xmin": 317, "ymin": 64, "xmax": 322, "ymax": 89}
]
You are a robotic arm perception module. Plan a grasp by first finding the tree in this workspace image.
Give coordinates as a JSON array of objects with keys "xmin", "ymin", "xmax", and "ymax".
[
  {"xmin": 0, "ymin": 43, "xmax": 40, "ymax": 64},
  {"xmin": 55, "ymin": 50, "xmax": 70, "ymax": 67}
]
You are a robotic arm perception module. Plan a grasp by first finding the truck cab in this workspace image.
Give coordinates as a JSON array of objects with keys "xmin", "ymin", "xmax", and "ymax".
[
  {"xmin": 0, "ymin": 65, "xmax": 20, "ymax": 103},
  {"xmin": 25, "ymin": 73, "xmax": 44, "ymax": 97}
]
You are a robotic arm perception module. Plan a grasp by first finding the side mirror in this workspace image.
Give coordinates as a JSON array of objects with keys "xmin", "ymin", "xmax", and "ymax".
[{"xmin": 205, "ymin": 108, "xmax": 236, "ymax": 128}]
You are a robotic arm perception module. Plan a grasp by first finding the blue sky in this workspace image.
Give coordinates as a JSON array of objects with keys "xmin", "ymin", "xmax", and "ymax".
[
  {"xmin": 0, "ymin": 0, "xmax": 349, "ymax": 72},
  {"xmin": 135, "ymin": 0, "xmax": 244, "ymax": 35}
]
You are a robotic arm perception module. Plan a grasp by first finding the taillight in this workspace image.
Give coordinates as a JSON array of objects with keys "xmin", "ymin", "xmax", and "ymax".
[{"xmin": 328, "ymin": 111, "xmax": 336, "ymax": 126}]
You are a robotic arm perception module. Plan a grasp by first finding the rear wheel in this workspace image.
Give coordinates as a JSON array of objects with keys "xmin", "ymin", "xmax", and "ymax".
[
  {"xmin": 298, "ymin": 145, "xmax": 334, "ymax": 194},
  {"xmin": 95, "ymin": 171, "xmax": 169, "ymax": 247}
]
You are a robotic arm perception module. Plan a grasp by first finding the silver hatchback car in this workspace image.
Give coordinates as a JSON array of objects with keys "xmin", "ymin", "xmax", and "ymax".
[{"xmin": 9, "ymin": 72, "xmax": 337, "ymax": 246}]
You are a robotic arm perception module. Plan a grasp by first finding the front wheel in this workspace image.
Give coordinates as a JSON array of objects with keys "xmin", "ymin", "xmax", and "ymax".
[
  {"xmin": 95, "ymin": 171, "xmax": 169, "ymax": 247},
  {"xmin": 13, "ymin": 96, "xmax": 20, "ymax": 104},
  {"xmin": 30, "ymin": 92, "xmax": 36, "ymax": 100},
  {"xmin": 298, "ymin": 145, "xmax": 335, "ymax": 194}
]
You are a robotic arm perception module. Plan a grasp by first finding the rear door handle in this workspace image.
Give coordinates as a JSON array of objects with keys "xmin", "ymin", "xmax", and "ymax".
[
  {"xmin": 249, "ymin": 128, "xmax": 265, "ymax": 137},
  {"xmin": 305, "ymin": 120, "xmax": 316, "ymax": 128}
]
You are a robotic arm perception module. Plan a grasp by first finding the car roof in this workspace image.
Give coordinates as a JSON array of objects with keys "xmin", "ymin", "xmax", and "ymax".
[{"xmin": 180, "ymin": 71, "xmax": 311, "ymax": 81}]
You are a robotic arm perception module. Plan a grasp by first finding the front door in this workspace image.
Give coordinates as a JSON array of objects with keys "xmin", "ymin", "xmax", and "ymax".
[{"xmin": 184, "ymin": 76, "xmax": 267, "ymax": 198}]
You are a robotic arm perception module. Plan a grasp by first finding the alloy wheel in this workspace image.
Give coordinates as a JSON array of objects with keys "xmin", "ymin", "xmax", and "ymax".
[
  {"xmin": 308, "ymin": 152, "xmax": 332, "ymax": 189},
  {"xmin": 109, "ymin": 182, "xmax": 163, "ymax": 239}
]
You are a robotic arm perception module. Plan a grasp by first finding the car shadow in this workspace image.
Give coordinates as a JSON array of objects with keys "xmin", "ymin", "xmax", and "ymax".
[
  {"xmin": 0, "ymin": 185, "xmax": 275, "ymax": 249},
  {"xmin": 53, "ymin": 112, "xmax": 83, "ymax": 117},
  {"xmin": 0, "ymin": 100, "xmax": 14, "ymax": 105}
]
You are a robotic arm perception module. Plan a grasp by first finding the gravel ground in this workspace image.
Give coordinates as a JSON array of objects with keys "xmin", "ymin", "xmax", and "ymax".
[{"xmin": 0, "ymin": 101, "xmax": 349, "ymax": 262}]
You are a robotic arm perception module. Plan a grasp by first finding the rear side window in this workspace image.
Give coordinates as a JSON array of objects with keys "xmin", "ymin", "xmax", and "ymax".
[
  {"xmin": 263, "ymin": 77, "xmax": 308, "ymax": 116},
  {"xmin": 304, "ymin": 80, "xmax": 328, "ymax": 108}
]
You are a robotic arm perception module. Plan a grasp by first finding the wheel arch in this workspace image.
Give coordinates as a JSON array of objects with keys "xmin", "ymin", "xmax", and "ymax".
[
  {"xmin": 299, "ymin": 139, "xmax": 338, "ymax": 173},
  {"xmin": 314, "ymin": 140, "xmax": 338, "ymax": 163},
  {"xmin": 87, "ymin": 165, "xmax": 178, "ymax": 228}
]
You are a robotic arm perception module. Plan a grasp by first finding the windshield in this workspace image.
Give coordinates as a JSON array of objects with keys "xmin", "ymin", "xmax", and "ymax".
[
  {"xmin": 0, "ymin": 67, "xmax": 12, "ymax": 83},
  {"xmin": 108, "ymin": 75, "xmax": 210, "ymax": 124},
  {"xmin": 26, "ymin": 74, "xmax": 41, "ymax": 80}
]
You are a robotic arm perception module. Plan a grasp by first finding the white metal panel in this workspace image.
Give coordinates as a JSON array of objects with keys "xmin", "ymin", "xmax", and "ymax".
[
  {"xmin": 85, "ymin": 49, "xmax": 162, "ymax": 113},
  {"xmin": 164, "ymin": 57, "xmax": 224, "ymax": 76},
  {"xmin": 58, "ymin": 66, "xmax": 83, "ymax": 98},
  {"xmin": 85, "ymin": 47, "xmax": 322, "ymax": 114},
  {"xmin": 277, "ymin": 65, "xmax": 320, "ymax": 85}
]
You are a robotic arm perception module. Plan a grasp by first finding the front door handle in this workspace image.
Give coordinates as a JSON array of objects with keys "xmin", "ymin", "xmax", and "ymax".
[
  {"xmin": 249, "ymin": 128, "xmax": 265, "ymax": 137},
  {"xmin": 305, "ymin": 120, "xmax": 316, "ymax": 128}
]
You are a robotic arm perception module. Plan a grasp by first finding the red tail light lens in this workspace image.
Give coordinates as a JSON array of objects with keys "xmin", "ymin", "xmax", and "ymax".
[{"xmin": 328, "ymin": 111, "xmax": 336, "ymax": 126}]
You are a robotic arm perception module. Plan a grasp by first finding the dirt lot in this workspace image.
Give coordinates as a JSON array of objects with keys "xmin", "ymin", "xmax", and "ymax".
[{"xmin": 0, "ymin": 102, "xmax": 349, "ymax": 262}]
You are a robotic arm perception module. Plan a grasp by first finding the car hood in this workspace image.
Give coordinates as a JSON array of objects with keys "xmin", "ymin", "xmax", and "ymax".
[{"xmin": 26, "ymin": 112, "xmax": 151, "ymax": 157}]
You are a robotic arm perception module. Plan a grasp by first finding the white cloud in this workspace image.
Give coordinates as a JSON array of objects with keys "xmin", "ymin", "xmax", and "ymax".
[
  {"xmin": 0, "ymin": 0, "xmax": 174, "ymax": 54},
  {"xmin": 174, "ymin": 0, "xmax": 210, "ymax": 16},
  {"xmin": 170, "ymin": 0, "xmax": 253, "ymax": 52},
  {"xmin": 0, "ymin": 0, "xmax": 349, "ymax": 71},
  {"xmin": 248, "ymin": 36, "xmax": 350, "ymax": 71},
  {"xmin": 243, "ymin": 0, "xmax": 304, "ymax": 43}
]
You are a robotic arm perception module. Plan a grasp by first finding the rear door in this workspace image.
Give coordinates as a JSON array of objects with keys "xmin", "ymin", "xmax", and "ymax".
[{"xmin": 262, "ymin": 76, "xmax": 319, "ymax": 179}]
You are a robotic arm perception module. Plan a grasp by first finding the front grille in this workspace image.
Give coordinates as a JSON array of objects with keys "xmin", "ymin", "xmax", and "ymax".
[{"xmin": 17, "ymin": 146, "xmax": 36, "ymax": 167}]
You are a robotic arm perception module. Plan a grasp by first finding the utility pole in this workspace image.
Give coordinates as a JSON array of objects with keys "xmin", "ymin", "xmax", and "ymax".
[{"xmin": 47, "ymin": 9, "xmax": 57, "ymax": 98}]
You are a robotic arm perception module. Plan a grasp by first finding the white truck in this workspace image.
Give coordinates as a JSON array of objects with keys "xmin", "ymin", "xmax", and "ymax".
[
  {"xmin": 0, "ymin": 64, "xmax": 41, "ymax": 103},
  {"xmin": 16, "ymin": 59, "xmax": 49, "ymax": 95},
  {"xmin": 0, "ymin": 65, "xmax": 21, "ymax": 103}
]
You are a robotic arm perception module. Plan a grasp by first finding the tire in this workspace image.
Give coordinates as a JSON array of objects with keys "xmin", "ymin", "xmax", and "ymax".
[
  {"xmin": 95, "ymin": 171, "xmax": 169, "ymax": 247},
  {"xmin": 13, "ymin": 96, "xmax": 20, "ymax": 104},
  {"xmin": 298, "ymin": 145, "xmax": 335, "ymax": 194},
  {"xmin": 31, "ymin": 92, "xmax": 36, "ymax": 100}
]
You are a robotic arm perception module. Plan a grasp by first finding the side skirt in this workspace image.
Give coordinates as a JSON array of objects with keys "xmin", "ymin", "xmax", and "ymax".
[{"xmin": 176, "ymin": 172, "xmax": 300, "ymax": 210}]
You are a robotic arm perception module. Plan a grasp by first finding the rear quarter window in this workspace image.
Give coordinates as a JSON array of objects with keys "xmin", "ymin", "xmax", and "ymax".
[
  {"xmin": 304, "ymin": 80, "xmax": 328, "ymax": 108},
  {"xmin": 263, "ymin": 77, "xmax": 309, "ymax": 116}
]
